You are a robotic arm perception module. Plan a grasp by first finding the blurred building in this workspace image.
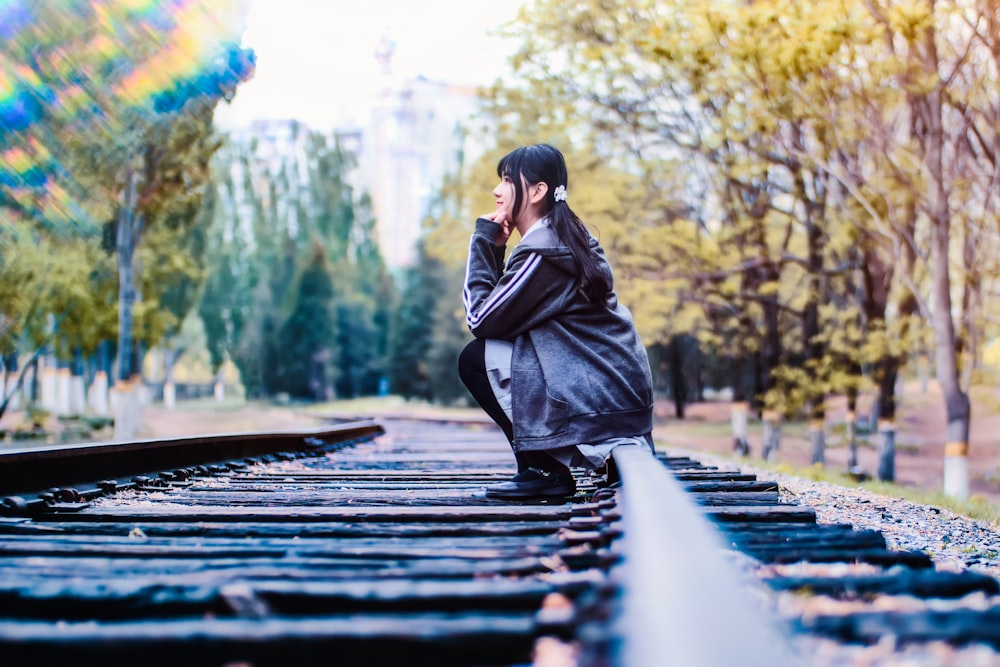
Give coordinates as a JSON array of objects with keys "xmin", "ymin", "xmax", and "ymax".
[
  {"xmin": 364, "ymin": 35, "xmax": 483, "ymax": 268},
  {"xmin": 219, "ymin": 35, "xmax": 486, "ymax": 270}
]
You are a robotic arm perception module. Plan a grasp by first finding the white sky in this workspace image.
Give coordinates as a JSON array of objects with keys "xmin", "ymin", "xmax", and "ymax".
[{"xmin": 214, "ymin": 0, "xmax": 525, "ymax": 130}]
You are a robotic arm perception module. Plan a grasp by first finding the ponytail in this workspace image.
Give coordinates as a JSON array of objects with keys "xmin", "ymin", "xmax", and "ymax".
[{"xmin": 549, "ymin": 200, "xmax": 612, "ymax": 304}]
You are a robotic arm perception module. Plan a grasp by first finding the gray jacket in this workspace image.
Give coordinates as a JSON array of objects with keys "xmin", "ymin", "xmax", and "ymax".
[{"xmin": 463, "ymin": 217, "xmax": 654, "ymax": 451}]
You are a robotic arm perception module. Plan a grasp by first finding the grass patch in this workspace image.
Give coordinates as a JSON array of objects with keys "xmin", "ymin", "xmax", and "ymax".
[
  {"xmin": 657, "ymin": 420, "xmax": 735, "ymax": 439},
  {"xmin": 171, "ymin": 397, "xmax": 256, "ymax": 411},
  {"xmin": 658, "ymin": 417, "xmax": 813, "ymax": 442}
]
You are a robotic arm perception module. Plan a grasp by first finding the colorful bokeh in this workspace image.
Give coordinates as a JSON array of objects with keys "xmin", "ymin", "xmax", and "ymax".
[{"xmin": 0, "ymin": 0, "xmax": 255, "ymax": 228}]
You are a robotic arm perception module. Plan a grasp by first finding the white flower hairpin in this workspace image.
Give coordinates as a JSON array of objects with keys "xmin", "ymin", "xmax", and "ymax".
[{"xmin": 553, "ymin": 185, "xmax": 567, "ymax": 202}]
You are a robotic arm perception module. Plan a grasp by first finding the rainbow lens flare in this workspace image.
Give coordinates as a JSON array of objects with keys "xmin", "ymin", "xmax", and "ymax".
[{"xmin": 0, "ymin": 0, "xmax": 255, "ymax": 229}]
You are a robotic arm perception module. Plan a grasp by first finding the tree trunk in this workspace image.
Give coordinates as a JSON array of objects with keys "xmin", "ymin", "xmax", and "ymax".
[
  {"xmin": 762, "ymin": 293, "xmax": 782, "ymax": 455},
  {"xmin": 0, "ymin": 349, "xmax": 49, "ymax": 420},
  {"xmin": 114, "ymin": 163, "xmax": 145, "ymax": 441},
  {"xmin": 794, "ymin": 142, "xmax": 827, "ymax": 467},
  {"xmin": 90, "ymin": 371, "xmax": 109, "ymax": 416},
  {"xmin": 762, "ymin": 411, "xmax": 781, "ymax": 462},
  {"xmin": 874, "ymin": 358, "xmax": 899, "ymax": 482},
  {"xmin": 214, "ymin": 368, "xmax": 226, "ymax": 402},
  {"xmin": 669, "ymin": 335, "xmax": 686, "ymax": 419},
  {"xmin": 809, "ymin": 419, "xmax": 825, "ymax": 466},
  {"xmin": 29, "ymin": 355, "xmax": 39, "ymax": 403},
  {"xmin": 69, "ymin": 348, "xmax": 86, "ymax": 415},
  {"xmin": 40, "ymin": 356, "xmax": 57, "ymax": 413},
  {"xmin": 163, "ymin": 349, "xmax": 178, "ymax": 411},
  {"xmin": 731, "ymin": 352, "xmax": 749, "ymax": 456},
  {"xmin": 55, "ymin": 366, "xmax": 70, "ymax": 417},
  {"xmin": 877, "ymin": 425, "xmax": 896, "ymax": 483},
  {"xmin": 0, "ymin": 352, "xmax": 17, "ymax": 417},
  {"xmin": 846, "ymin": 387, "xmax": 859, "ymax": 470},
  {"xmin": 917, "ymin": 23, "xmax": 971, "ymax": 500},
  {"xmin": 116, "ymin": 166, "xmax": 141, "ymax": 383}
]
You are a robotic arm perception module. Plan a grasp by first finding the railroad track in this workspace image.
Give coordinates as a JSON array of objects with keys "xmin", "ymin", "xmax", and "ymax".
[{"xmin": 0, "ymin": 417, "xmax": 997, "ymax": 665}]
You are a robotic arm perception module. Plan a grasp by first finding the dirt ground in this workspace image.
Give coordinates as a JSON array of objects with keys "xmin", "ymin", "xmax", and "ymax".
[{"xmin": 138, "ymin": 402, "xmax": 330, "ymax": 437}]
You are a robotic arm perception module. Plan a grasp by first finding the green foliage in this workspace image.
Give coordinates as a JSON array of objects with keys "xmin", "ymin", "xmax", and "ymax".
[
  {"xmin": 334, "ymin": 297, "xmax": 379, "ymax": 399},
  {"xmin": 388, "ymin": 243, "xmax": 448, "ymax": 401},
  {"xmin": 274, "ymin": 243, "xmax": 336, "ymax": 400},
  {"xmin": 426, "ymin": 267, "xmax": 476, "ymax": 405},
  {"xmin": 200, "ymin": 126, "xmax": 393, "ymax": 400},
  {"xmin": 129, "ymin": 107, "xmax": 222, "ymax": 349}
]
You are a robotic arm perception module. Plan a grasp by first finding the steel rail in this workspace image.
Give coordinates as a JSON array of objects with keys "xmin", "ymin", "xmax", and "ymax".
[
  {"xmin": 0, "ymin": 420, "xmax": 383, "ymax": 498},
  {"xmin": 610, "ymin": 444, "xmax": 800, "ymax": 667}
]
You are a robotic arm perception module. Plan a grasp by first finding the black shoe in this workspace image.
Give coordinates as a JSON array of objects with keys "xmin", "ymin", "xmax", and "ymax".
[
  {"xmin": 485, "ymin": 467, "xmax": 576, "ymax": 500},
  {"xmin": 593, "ymin": 458, "xmax": 621, "ymax": 488}
]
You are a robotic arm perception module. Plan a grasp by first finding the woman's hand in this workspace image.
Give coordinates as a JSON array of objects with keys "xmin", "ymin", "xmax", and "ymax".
[{"xmin": 482, "ymin": 211, "xmax": 512, "ymax": 247}]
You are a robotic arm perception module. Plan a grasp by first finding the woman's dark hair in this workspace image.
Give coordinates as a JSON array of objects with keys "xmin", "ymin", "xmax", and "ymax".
[{"xmin": 497, "ymin": 144, "xmax": 612, "ymax": 303}]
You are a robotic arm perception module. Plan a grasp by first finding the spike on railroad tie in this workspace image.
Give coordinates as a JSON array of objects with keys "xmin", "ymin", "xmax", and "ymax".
[
  {"xmin": 53, "ymin": 488, "xmax": 81, "ymax": 503},
  {"xmin": 0, "ymin": 496, "xmax": 28, "ymax": 516}
]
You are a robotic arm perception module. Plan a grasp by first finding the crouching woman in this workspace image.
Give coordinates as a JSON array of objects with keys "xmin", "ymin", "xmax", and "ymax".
[{"xmin": 459, "ymin": 143, "xmax": 655, "ymax": 499}]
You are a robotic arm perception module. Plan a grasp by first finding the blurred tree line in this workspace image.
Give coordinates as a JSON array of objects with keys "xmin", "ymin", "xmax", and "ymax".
[
  {"xmin": 199, "ymin": 124, "xmax": 394, "ymax": 401},
  {"xmin": 407, "ymin": 0, "xmax": 1000, "ymax": 500}
]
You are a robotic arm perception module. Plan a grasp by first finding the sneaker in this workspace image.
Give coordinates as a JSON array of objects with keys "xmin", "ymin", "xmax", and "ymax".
[
  {"xmin": 593, "ymin": 458, "xmax": 621, "ymax": 488},
  {"xmin": 485, "ymin": 467, "xmax": 576, "ymax": 500}
]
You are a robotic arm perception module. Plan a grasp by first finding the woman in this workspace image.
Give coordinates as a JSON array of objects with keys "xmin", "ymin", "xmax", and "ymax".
[{"xmin": 459, "ymin": 144, "xmax": 654, "ymax": 499}]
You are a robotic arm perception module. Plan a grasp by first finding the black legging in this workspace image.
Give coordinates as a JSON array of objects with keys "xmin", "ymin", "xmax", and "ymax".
[{"xmin": 458, "ymin": 338, "xmax": 561, "ymax": 474}]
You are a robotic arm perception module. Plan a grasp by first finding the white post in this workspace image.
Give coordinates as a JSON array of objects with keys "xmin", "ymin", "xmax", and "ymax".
[
  {"xmin": 112, "ymin": 378, "xmax": 142, "ymax": 441},
  {"xmin": 40, "ymin": 362, "xmax": 57, "ymax": 412},
  {"xmin": 69, "ymin": 374, "xmax": 86, "ymax": 415},
  {"xmin": 90, "ymin": 371, "xmax": 109, "ymax": 416},
  {"xmin": 55, "ymin": 368, "xmax": 71, "ymax": 416},
  {"xmin": 163, "ymin": 381, "xmax": 176, "ymax": 410},
  {"xmin": 138, "ymin": 381, "xmax": 151, "ymax": 407},
  {"xmin": 730, "ymin": 401, "xmax": 749, "ymax": 456},
  {"xmin": 943, "ymin": 441, "xmax": 970, "ymax": 501}
]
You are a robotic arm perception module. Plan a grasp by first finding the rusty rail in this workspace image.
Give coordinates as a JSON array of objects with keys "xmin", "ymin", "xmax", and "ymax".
[{"xmin": 0, "ymin": 421, "xmax": 382, "ymax": 504}]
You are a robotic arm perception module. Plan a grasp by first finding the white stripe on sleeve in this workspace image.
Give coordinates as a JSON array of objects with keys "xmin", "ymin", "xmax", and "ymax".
[{"xmin": 466, "ymin": 253, "xmax": 542, "ymax": 329}]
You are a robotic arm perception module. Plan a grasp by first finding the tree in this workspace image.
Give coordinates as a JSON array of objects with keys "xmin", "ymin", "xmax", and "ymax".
[
  {"xmin": 201, "ymin": 126, "xmax": 392, "ymax": 401},
  {"xmin": 388, "ymin": 243, "xmax": 444, "ymax": 401},
  {"xmin": 276, "ymin": 242, "xmax": 337, "ymax": 400}
]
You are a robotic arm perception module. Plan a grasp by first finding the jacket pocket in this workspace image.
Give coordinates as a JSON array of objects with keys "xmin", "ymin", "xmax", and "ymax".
[{"xmin": 514, "ymin": 369, "xmax": 568, "ymax": 438}]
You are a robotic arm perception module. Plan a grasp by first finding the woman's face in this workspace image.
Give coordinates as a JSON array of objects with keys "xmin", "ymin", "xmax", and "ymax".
[{"xmin": 492, "ymin": 173, "xmax": 519, "ymax": 223}]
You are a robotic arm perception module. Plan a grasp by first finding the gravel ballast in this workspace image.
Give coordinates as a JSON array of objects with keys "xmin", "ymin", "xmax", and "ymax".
[{"xmin": 674, "ymin": 449, "xmax": 1000, "ymax": 666}]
